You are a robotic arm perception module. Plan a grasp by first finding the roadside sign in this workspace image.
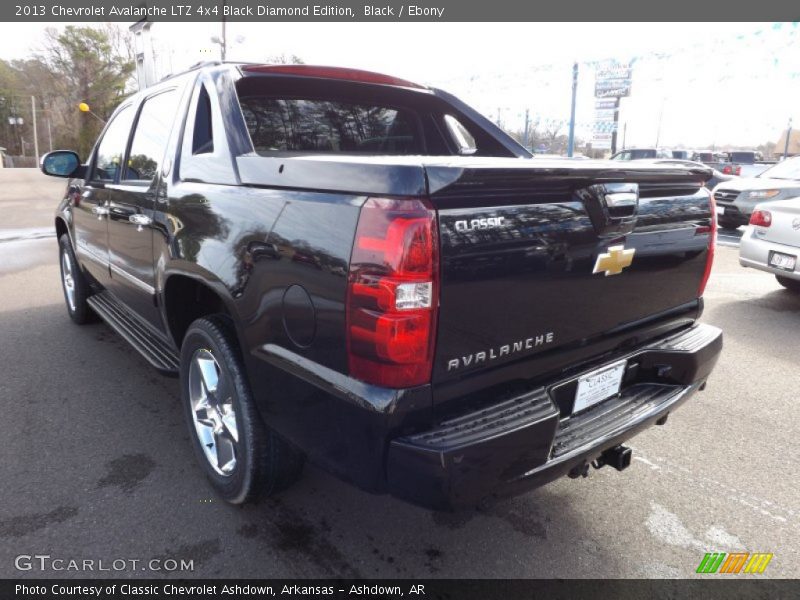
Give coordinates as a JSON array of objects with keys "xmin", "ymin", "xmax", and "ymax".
[
  {"xmin": 591, "ymin": 133, "xmax": 613, "ymax": 149},
  {"xmin": 595, "ymin": 99, "xmax": 617, "ymax": 109},
  {"xmin": 594, "ymin": 63, "xmax": 633, "ymax": 99},
  {"xmin": 595, "ymin": 79, "xmax": 632, "ymax": 98},
  {"xmin": 594, "ymin": 109, "xmax": 616, "ymax": 120}
]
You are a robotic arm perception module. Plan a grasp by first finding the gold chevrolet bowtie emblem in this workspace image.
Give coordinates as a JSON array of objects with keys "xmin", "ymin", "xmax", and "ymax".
[{"xmin": 593, "ymin": 245, "xmax": 635, "ymax": 276}]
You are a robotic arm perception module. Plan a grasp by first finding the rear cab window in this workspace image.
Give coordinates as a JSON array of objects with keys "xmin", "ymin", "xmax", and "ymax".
[
  {"xmin": 443, "ymin": 115, "xmax": 477, "ymax": 155},
  {"xmin": 239, "ymin": 97, "xmax": 423, "ymax": 155},
  {"xmin": 233, "ymin": 75, "xmax": 507, "ymax": 158}
]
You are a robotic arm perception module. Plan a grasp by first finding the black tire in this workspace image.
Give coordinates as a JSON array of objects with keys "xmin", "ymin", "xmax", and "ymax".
[
  {"xmin": 717, "ymin": 217, "xmax": 740, "ymax": 230},
  {"xmin": 776, "ymin": 275, "xmax": 800, "ymax": 292},
  {"xmin": 58, "ymin": 234, "xmax": 94, "ymax": 324},
  {"xmin": 180, "ymin": 315, "xmax": 304, "ymax": 504}
]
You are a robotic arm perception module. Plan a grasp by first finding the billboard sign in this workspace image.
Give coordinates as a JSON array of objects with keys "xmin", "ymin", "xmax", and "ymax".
[{"xmin": 594, "ymin": 63, "xmax": 632, "ymax": 98}]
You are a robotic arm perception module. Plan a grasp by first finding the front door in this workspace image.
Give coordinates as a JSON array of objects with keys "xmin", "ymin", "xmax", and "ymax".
[
  {"xmin": 106, "ymin": 88, "xmax": 181, "ymax": 330},
  {"xmin": 72, "ymin": 104, "xmax": 136, "ymax": 284}
]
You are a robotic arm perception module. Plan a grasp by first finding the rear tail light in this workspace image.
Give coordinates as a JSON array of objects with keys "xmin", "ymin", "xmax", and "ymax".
[
  {"xmin": 698, "ymin": 192, "xmax": 717, "ymax": 296},
  {"xmin": 750, "ymin": 209, "xmax": 772, "ymax": 227},
  {"xmin": 722, "ymin": 165, "xmax": 732, "ymax": 174},
  {"xmin": 346, "ymin": 198, "xmax": 438, "ymax": 388},
  {"xmin": 735, "ymin": 165, "xmax": 742, "ymax": 176}
]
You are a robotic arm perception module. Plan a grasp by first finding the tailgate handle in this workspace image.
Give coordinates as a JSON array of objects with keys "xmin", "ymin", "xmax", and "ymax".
[
  {"xmin": 579, "ymin": 182, "xmax": 639, "ymax": 236},
  {"xmin": 605, "ymin": 191, "xmax": 637, "ymax": 209}
]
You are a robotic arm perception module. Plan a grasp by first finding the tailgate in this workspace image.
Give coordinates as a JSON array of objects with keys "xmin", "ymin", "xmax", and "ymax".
[{"xmin": 425, "ymin": 159, "xmax": 713, "ymax": 401}]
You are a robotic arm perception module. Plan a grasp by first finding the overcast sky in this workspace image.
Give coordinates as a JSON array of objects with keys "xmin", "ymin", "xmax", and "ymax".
[{"xmin": 1, "ymin": 21, "xmax": 797, "ymax": 149}]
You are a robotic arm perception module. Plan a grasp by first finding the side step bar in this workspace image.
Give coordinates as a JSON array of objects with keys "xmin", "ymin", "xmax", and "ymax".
[{"xmin": 87, "ymin": 291, "xmax": 180, "ymax": 375}]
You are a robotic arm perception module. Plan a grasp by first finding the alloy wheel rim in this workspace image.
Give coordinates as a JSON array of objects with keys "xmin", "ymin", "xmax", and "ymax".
[
  {"xmin": 61, "ymin": 251, "xmax": 76, "ymax": 311},
  {"xmin": 188, "ymin": 348, "xmax": 239, "ymax": 476}
]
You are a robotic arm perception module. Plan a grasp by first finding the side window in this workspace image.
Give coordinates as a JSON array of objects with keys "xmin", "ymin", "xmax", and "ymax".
[
  {"xmin": 444, "ymin": 115, "xmax": 477, "ymax": 155},
  {"xmin": 124, "ymin": 90, "xmax": 180, "ymax": 183},
  {"xmin": 93, "ymin": 106, "xmax": 135, "ymax": 182},
  {"xmin": 192, "ymin": 86, "xmax": 214, "ymax": 155}
]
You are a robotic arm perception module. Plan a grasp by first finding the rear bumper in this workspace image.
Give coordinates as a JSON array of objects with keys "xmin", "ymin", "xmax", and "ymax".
[
  {"xmin": 739, "ymin": 227, "xmax": 800, "ymax": 281},
  {"xmin": 386, "ymin": 323, "xmax": 722, "ymax": 510}
]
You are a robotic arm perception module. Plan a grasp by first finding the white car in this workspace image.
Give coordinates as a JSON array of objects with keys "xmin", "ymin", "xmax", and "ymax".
[
  {"xmin": 739, "ymin": 196, "xmax": 800, "ymax": 291},
  {"xmin": 714, "ymin": 156, "xmax": 800, "ymax": 230}
]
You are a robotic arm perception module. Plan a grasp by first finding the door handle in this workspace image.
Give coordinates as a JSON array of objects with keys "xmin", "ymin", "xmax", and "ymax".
[
  {"xmin": 91, "ymin": 205, "xmax": 110, "ymax": 219},
  {"xmin": 128, "ymin": 213, "xmax": 152, "ymax": 232}
]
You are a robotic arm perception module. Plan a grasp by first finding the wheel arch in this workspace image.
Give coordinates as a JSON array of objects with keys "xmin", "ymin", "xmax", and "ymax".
[
  {"xmin": 55, "ymin": 215, "xmax": 71, "ymax": 246},
  {"xmin": 161, "ymin": 269, "xmax": 238, "ymax": 349}
]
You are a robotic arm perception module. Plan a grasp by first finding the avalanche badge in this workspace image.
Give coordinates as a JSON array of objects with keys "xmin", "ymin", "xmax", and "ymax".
[{"xmin": 593, "ymin": 245, "xmax": 635, "ymax": 276}]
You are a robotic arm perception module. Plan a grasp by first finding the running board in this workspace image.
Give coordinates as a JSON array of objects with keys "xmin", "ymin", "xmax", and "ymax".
[{"xmin": 87, "ymin": 291, "xmax": 180, "ymax": 376}]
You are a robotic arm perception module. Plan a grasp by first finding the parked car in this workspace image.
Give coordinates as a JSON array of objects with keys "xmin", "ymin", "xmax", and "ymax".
[
  {"xmin": 610, "ymin": 147, "xmax": 674, "ymax": 160},
  {"xmin": 713, "ymin": 156, "xmax": 800, "ymax": 230},
  {"xmin": 40, "ymin": 62, "xmax": 722, "ymax": 510},
  {"xmin": 739, "ymin": 197, "xmax": 800, "ymax": 291},
  {"xmin": 716, "ymin": 151, "xmax": 773, "ymax": 178},
  {"xmin": 651, "ymin": 159, "xmax": 734, "ymax": 190}
]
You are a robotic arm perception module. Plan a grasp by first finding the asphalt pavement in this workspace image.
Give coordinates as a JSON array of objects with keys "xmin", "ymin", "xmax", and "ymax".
[{"xmin": 1, "ymin": 169, "xmax": 798, "ymax": 579}]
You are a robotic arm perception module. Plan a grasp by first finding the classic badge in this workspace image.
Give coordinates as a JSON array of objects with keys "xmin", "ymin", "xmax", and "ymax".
[{"xmin": 593, "ymin": 245, "xmax": 635, "ymax": 276}]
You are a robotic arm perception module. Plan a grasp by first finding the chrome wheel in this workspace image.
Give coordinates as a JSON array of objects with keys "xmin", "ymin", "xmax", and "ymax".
[
  {"xmin": 61, "ymin": 251, "xmax": 76, "ymax": 312},
  {"xmin": 188, "ymin": 348, "xmax": 239, "ymax": 476}
]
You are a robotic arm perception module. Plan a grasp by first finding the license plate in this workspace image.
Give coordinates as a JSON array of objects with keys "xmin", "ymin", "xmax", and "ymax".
[
  {"xmin": 769, "ymin": 251, "xmax": 797, "ymax": 271},
  {"xmin": 715, "ymin": 205, "xmax": 725, "ymax": 215},
  {"xmin": 573, "ymin": 360, "xmax": 627, "ymax": 414}
]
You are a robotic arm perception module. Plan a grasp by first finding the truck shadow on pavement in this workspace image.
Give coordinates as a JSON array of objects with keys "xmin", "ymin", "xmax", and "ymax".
[{"xmin": 1, "ymin": 300, "xmax": 623, "ymax": 579}]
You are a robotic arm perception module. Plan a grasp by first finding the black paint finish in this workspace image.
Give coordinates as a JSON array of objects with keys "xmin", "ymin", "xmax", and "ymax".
[{"xmin": 48, "ymin": 63, "xmax": 721, "ymax": 506}]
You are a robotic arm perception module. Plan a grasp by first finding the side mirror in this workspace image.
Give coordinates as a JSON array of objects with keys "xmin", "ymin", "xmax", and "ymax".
[{"xmin": 40, "ymin": 150, "xmax": 83, "ymax": 178}]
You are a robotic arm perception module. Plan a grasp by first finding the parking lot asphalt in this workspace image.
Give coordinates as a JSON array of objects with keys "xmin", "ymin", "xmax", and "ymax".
[{"xmin": 1, "ymin": 169, "xmax": 798, "ymax": 579}]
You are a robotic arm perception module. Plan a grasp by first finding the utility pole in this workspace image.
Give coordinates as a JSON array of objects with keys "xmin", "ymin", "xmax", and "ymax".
[
  {"xmin": 654, "ymin": 97, "xmax": 665, "ymax": 147},
  {"xmin": 31, "ymin": 96, "xmax": 39, "ymax": 160},
  {"xmin": 46, "ymin": 116, "xmax": 53, "ymax": 153},
  {"xmin": 610, "ymin": 98, "xmax": 621, "ymax": 154},
  {"xmin": 523, "ymin": 108, "xmax": 530, "ymax": 150},
  {"xmin": 567, "ymin": 62, "xmax": 578, "ymax": 157},
  {"xmin": 221, "ymin": 0, "xmax": 228, "ymax": 60},
  {"xmin": 621, "ymin": 122, "xmax": 627, "ymax": 150},
  {"xmin": 783, "ymin": 118, "xmax": 793, "ymax": 159}
]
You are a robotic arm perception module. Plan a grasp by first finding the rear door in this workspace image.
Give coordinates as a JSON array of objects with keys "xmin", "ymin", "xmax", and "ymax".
[
  {"xmin": 72, "ymin": 104, "xmax": 136, "ymax": 283},
  {"xmin": 106, "ymin": 88, "xmax": 181, "ymax": 329}
]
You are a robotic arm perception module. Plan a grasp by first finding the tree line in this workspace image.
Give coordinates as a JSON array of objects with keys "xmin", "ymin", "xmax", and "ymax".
[{"xmin": 0, "ymin": 25, "xmax": 134, "ymax": 160}]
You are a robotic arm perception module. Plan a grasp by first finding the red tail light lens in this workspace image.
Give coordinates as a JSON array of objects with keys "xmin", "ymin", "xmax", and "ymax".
[
  {"xmin": 347, "ymin": 198, "xmax": 438, "ymax": 388},
  {"xmin": 698, "ymin": 192, "xmax": 717, "ymax": 296},
  {"xmin": 735, "ymin": 165, "xmax": 742, "ymax": 176},
  {"xmin": 750, "ymin": 209, "xmax": 772, "ymax": 227}
]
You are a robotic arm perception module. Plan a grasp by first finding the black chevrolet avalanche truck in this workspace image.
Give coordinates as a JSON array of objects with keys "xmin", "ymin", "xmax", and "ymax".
[{"xmin": 41, "ymin": 63, "xmax": 722, "ymax": 510}]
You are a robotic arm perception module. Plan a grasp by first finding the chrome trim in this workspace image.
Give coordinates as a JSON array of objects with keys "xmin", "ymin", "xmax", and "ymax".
[
  {"xmin": 109, "ymin": 263, "xmax": 156, "ymax": 295},
  {"xmin": 75, "ymin": 243, "xmax": 110, "ymax": 268}
]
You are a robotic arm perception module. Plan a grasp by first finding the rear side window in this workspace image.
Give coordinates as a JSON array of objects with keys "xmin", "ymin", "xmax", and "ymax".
[
  {"xmin": 93, "ymin": 105, "xmax": 135, "ymax": 182},
  {"xmin": 238, "ymin": 97, "xmax": 423, "ymax": 155},
  {"xmin": 444, "ymin": 115, "xmax": 476, "ymax": 155},
  {"xmin": 124, "ymin": 90, "xmax": 180, "ymax": 183},
  {"xmin": 192, "ymin": 85, "xmax": 214, "ymax": 155}
]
